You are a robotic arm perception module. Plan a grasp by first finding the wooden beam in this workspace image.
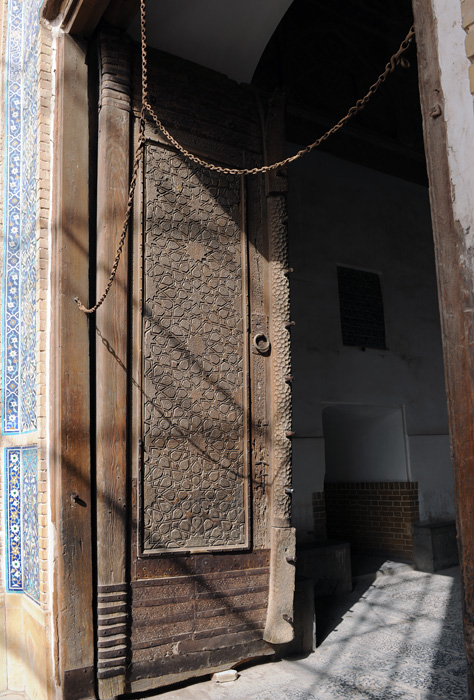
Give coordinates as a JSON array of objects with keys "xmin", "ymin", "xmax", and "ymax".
[
  {"xmin": 95, "ymin": 25, "xmax": 132, "ymax": 700},
  {"xmin": 41, "ymin": 0, "xmax": 139, "ymax": 36},
  {"xmin": 262, "ymin": 91, "xmax": 296, "ymax": 645},
  {"xmin": 412, "ymin": 1, "xmax": 474, "ymax": 695},
  {"xmin": 51, "ymin": 32, "xmax": 95, "ymax": 700},
  {"xmin": 63, "ymin": 0, "xmax": 113, "ymax": 36}
]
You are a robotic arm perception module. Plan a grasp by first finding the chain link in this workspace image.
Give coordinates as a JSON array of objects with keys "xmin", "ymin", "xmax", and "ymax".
[
  {"xmin": 76, "ymin": 0, "xmax": 416, "ymax": 313},
  {"xmin": 75, "ymin": 119, "xmax": 145, "ymax": 314},
  {"xmin": 144, "ymin": 22, "xmax": 415, "ymax": 176},
  {"xmin": 74, "ymin": 0, "xmax": 149, "ymax": 314}
]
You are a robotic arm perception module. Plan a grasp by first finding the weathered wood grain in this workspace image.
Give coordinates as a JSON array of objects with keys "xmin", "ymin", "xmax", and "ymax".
[
  {"xmin": 95, "ymin": 25, "xmax": 132, "ymax": 700},
  {"xmin": 42, "ymin": 0, "xmax": 112, "ymax": 36},
  {"xmin": 262, "ymin": 91, "xmax": 296, "ymax": 645},
  {"xmin": 412, "ymin": 0, "xmax": 474, "ymax": 694},
  {"xmin": 51, "ymin": 33, "xmax": 94, "ymax": 700}
]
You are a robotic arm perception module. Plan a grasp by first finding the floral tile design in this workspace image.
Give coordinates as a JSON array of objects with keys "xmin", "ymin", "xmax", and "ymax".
[
  {"xmin": 3, "ymin": 0, "xmax": 42, "ymax": 434},
  {"xmin": 5, "ymin": 448, "xmax": 22, "ymax": 590},
  {"xmin": 21, "ymin": 446, "xmax": 39, "ymax": 601},
  {"xmin": 5, "ymin": 446, "xmax": 39, "ymax": 602}
]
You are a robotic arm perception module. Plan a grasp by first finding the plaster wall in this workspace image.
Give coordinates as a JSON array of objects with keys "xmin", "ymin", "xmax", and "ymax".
[
  {"xmin": 4, "ymin": 594, "xmax": 51, "ymax": 700},
  {"xmin": 322, "ymin": 405, "xmax": 408, "ymax": 482},
  {"xmin": 436, "ymin": 0, "xmax": 474, "ymax": 243},
  {"xmin": 288, "ymin": 148, "xmax": 453, "ymax": 530},
  {"xmin": 128, "ymin": 0, "xmax": 293, "ymax": 83}
]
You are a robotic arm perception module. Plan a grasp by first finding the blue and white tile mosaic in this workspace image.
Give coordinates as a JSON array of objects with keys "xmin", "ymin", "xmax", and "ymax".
[
  {"xmin": 3, "ymin": 0, "xmax": 42, "ymax": 603},
  {"xmin": 5, "ymin": 448, "xmax": 22, "ymax": 591},
  {"xmin": 3, "ymin": 0, "xmax": 42, "ymax": 434},
  {"xmin": 5, "ymin": 445, "xmax": 39, "ymax": 601}
]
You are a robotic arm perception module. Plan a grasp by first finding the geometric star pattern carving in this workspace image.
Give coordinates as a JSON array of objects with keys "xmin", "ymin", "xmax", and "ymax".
[{"xmin": 142, "ymin": 144, "xmax": 249, "ymax": 552}]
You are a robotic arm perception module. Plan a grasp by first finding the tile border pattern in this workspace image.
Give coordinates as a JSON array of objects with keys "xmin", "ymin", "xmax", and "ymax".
[
  {"xmin": 22, "ymin": 445, "xmax": 39, "ymax": 600},
  {"xmin": 2, "ymin": 0, "xmax": 43, "ymax": 606},
  {"xmin": 3, "ymin": 0, "xmax": 22, "ymax": 434},
  {"xmin": 5, "ymin": 445, "xmax": 39, "ymax": 601},
  {"xmin": 5, "ymin": 447, "xmax": 21, "ymax": 590},
  {"xmin": 2, "ymin": 0, "xmax": 41, "ymax": 434}
]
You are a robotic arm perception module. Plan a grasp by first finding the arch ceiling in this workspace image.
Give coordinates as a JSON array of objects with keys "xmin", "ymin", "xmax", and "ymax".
[{"xmin": 128, "ymin": 0, "xmax": 294, "ymax": 83}]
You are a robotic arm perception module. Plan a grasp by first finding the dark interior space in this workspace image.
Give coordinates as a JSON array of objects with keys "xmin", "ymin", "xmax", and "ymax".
[
  {"xmin": 252, "ymin": 0, "xmax": 426, "ymax": 184},
  {"xmin": 250, "ymin": 0, "xmax": 453, "ymax": 604}
]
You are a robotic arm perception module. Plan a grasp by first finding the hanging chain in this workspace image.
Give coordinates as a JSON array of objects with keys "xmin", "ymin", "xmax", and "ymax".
[
  {"xmin": 74, "ymin": 0, "xmax": 149, "ymax": 313},
  {"xmin": 76, "ymin": 0, "xmax": 416, "ymax": 313},
  {"xmin": 144, "ymin": 24, "xmax": 416, "ymax": 176},
  {"xmin": 75, "ymin": 119, "xmax": 145, "ymax": 313}
]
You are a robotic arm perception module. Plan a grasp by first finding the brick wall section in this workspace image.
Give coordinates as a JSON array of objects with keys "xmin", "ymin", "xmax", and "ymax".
[
  {"xmin": 325, "ymin": 482, "xmax": 419, "ymax": 560},
  {"xmin": 37, "ymin": 22, "xmax": 53, "ymax": 609},
  {"xmin": 312, "ymin": 492, "xmax": 327, "ymax": 541}
]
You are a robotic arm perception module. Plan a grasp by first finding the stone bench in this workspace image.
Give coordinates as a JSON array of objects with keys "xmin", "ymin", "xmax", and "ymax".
[
  {"xmin": 412, "ymin": 519, "xmax": 458, "ymax": 572},
  {"xmin": 296, "ymin": 540, "xmax": 352, "ymax": 597}
]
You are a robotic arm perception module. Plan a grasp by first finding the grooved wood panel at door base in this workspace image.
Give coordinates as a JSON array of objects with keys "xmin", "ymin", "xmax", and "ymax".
[
  {"xmin": 130, "ymin": 564, "xmax": 272, "ymax": 686},
  {"xmin": 142, "ymin": 143, "xmax": 250, "ymax": 553}
]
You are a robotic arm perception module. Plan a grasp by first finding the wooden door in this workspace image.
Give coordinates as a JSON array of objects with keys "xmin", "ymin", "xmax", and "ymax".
[
  {"xmin": 128, "ymin": 135, "xmax": 272, "ymax": 693},
  {"xmin": 139, "ymin": 147, "xmax": 251, "ymax": 556},
  {"xmin": 95, "ymin": 29, "xmax": 295, "ymax": 698}
]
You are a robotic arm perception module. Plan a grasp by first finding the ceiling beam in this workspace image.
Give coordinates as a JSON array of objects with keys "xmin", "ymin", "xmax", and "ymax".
[{"xmin": 42, "ymin": 0, "xmax": 135, "ymax": 36}]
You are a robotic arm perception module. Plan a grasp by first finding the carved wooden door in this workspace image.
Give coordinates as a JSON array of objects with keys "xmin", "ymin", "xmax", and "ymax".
[
  {"xmin": 127, "ymin": 138, "xmax": 273, "ymax": 692},
  {"xmin": 140, "ymin": 147, "xmax": 251, "ymax": 555},
  {"xmin": 95, "ymin": 32, "xmax": 295, "ymax": 699}
]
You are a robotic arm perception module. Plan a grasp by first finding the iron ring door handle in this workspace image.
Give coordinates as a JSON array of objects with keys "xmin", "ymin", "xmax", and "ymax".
[{"xmin": 253, "ymin": 333, "xmax": 271, "ymax": 353}]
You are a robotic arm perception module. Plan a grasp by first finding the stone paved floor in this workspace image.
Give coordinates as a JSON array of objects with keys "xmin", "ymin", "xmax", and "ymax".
[{"xmin": 149, "ymin": 564, "xmax": 467, "ymax": 700}]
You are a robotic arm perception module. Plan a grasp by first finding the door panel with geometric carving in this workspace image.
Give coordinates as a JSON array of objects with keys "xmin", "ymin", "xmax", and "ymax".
[
  {"xmin": 127, "ymin": 128, "xmax": 273, "ymax": 691},
  {"xmin": 140, "ymin": 145, "xmax": 250, "ymax": 554}
]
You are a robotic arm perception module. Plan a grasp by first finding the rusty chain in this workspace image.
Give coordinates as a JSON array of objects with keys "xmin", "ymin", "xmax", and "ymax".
[
  {"xmin": 145, "ymin": 25, "xmax": 416, "ymax": 176},
  {"xmin": 74, "ymin": 0, "xmax": 149, "ymax": 313},
  {"xmin": 75, "ymin": 119, "xmax": 145, "ymax": 313},
  {"xmin": 76, "ymin": 0, "xmax": 416, "ymax": 313}
]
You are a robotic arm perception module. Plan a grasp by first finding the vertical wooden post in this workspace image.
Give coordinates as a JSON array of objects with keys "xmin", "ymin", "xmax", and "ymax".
[
  {"xmin": 262, "ymin": 93, "xmax": 296, "ymax": 645},
  {"xmin": 413, "ymin": 1, "xmax": 474, "ymax": 694},
  {"xmin": 95, "ymin": 26, "xmax": 132, "ymax": 700},
  {"xmin": 51, "ymin": 33, "xmax": 95, "ymax": 700}
]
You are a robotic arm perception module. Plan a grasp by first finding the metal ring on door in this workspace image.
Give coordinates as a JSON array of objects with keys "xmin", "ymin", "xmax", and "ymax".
[{"xmin": 253, "ymin": 333, "xmax": 271, "ymax": 354}]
